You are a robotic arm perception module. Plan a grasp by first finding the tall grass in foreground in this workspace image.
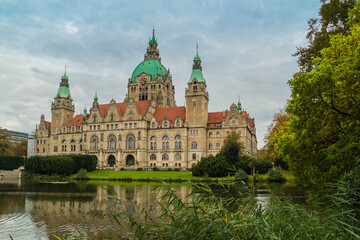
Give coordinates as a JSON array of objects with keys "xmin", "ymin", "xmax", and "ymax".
[{"xmin": 107, "ymin": 181, "xmax": 360, "ymax": 240}]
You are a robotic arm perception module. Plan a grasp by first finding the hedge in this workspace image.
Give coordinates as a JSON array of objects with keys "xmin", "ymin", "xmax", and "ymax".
[
  {"xmin": 0, "ymin": 156, "xmax": 24, "ymax": 170},
  {"xmin": 25, "ymin": 154, "xmax": 97, "ymax": 176}
]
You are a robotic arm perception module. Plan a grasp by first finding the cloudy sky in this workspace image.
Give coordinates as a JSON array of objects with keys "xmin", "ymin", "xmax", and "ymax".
[{"xmin": 0, "ymin": 0, "xmax": 321, "ymax": 148}]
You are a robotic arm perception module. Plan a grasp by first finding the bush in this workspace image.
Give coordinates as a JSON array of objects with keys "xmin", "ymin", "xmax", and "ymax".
[
  {"xmin": 25, "ymin": 154, "xmax": 97, "ymax": 176},
  {"xmin": 192, "ymin": 155, "xmax": 231, "ymax": 177},
  {"xmin": 136, "ymin": 167, "xmax": 143, "ymax": 171},
  {"xmin": 173, "ymin": 168, "xmax": 180, "ymax": 171},
  {"xmin": 267, "ymin": 167, "xmax": 286, "ymax": 182},
  {"xmin": 166, "ymin": 168, "xmax": 172, "ymax": 171},
  {"xmin": 76, "ymin": 168, "xmax": 89, "ymax": 179},
  {"xmin": 152, "ymin": 167, "xmax": 159, "ymax": 171},
  {"xmin": 234, "ymin": 169, "xmax": 248, "ymax": 183},
  {"xmin": 0, "ymin": 156, "xmax": 24, "ymax": 170}
]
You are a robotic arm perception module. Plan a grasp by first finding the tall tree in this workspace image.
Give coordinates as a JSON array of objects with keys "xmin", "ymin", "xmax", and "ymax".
[
  {"xmin": 0, "ymin": 127, "xmax": 13, "ymax": 156},
  {"xmin": 294, "ymin": 0, "xmax": 356, "ymax": 72},
  {"xmin": 283, "ymin": 2, "xmax": 360, "ymax": 187},
  {"xmin": 12, "ymin": 140, "xmax": 27, "ymax": 157},
  {"xmin": 220, "ymin": 131, "xmax": 242, "ymax": 165}
]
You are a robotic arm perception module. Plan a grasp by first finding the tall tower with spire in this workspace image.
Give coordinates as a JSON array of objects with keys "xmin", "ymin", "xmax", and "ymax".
[
  {"xmin": 51, "ymin": 68, "xmax": 75, "ymax": 134},
  {"xmin": 127, "ymin": 29, "xmax": 175, "ymax": 108},
  {"xmin": 185, "ymin": 45, "xmax": 209, "ymax": 127}
]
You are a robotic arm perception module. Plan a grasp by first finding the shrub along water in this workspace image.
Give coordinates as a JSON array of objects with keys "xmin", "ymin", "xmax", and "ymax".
[
  {"xmin": 267, "ymin": 167, "xmax": 286, "ymax": 182},
  {"xmin": 25, "ymin": 154, "xmax": 97, "ymax": 176},
  {"xmin": 107, "ymin": 181, "xmax": 360, "ymax": 239},
  {"xmin": 0, "ymin": 156, "xmax": 24, "ymax": 170}
]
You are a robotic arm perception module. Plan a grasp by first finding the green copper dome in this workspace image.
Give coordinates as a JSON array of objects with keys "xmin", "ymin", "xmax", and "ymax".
[
  {"xmin": 188, "ymin": 69, "xmax": 205, "ymax": 83},
  {"xmin": 55, "ymin": 86, "xmax": 72, "ymax": 99},
  {"xmin": 61, "ymin": 74, "xmax": 68, "ymax": 80},
  {"xmin": 131, "ymin": 59, "xmax": 167, "ymax": 83}
]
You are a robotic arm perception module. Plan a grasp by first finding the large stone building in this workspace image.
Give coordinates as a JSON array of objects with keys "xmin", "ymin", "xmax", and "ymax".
[{"xmin": 35, "ymin": 30, "xmax": 257, "ymax": 169}]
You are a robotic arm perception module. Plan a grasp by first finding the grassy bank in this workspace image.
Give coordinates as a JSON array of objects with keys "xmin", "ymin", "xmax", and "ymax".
[
  {"xmin": 71, "ymin": 170, "xmax": 234, "ymax": 182},
  {"xmin": 70, "ymin": 170, "xmax": 294, "ymax": 183}
]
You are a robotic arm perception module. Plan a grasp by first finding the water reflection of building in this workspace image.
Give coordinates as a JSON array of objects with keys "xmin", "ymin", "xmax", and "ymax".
[{"xmin": 28, "ymin": 184, "xmax": 192, "ymax": 238}]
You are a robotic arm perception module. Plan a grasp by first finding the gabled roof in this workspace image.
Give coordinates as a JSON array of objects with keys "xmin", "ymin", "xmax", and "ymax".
[
  {"xmin": 98, "ymin": 100, "xmax": 151, "ymax": 118},
  {"xmin": 67, "ymin": 114, "xmax": 85, "ymax": 127},
  {"xmin": 44, "ymin": 121, "xmax": 51, "ymax": 133},
  {"xmin": 154, "ymin": 106, "xmax": 186, "ymax": 125},
  {"xmin": 208, "ymin": 111, "xmax": 228, "ymax": 124}
]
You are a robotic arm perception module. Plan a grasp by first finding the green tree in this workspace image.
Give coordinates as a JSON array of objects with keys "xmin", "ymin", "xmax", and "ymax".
[
  {"xmin": 0, "ymin": 127, "xmax": 13, "ymax": 156},
  {"xmin": 294, "ymin": 0, "xmax": 356, "ymax": 72},
  {"xmin": 263, "ymin": 111, "xmax": 293, "ymax": 164},
  {"xmin": 220, "ymin": 131, "xmax": 242, "ymax": 165},
  {"xmin": 12, "ymin": 140, "xmax": 27, "ymax": 157},
  {"xmin": 284, "ymin": 2, "xmax": 360, "ymax": 187}
]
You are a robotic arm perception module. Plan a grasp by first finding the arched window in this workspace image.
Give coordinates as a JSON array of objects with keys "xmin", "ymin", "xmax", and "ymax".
[
  {"xmin": 176, "ymin": 120, "xmax": 181, "ymax": 126},
  {"xmin": 209, "ymin": 132, "xmax": 213, "ymax": 138},
  {"xmin": 209, "ymin": 143, "xmax": 213, "ymax": 150},
  {"xmin": 216, "ymin": 143, "xmax": 220, "ymax": 150},
  {"xmin": 175, "ymin": 135, "xmax": 182, "ymax": 139},
  {"xmin": 192, "ymin": 153, "xmax": 196, "ymax": 160},
  {"xmin": 43, "ymin": 148, "xmax": 45, "ymax": 153},
  {"xmin": 93, "ymin": 115, "xmax": 97, "ymax": 123},
  {"xmin": 126, "ymin": 134, "xmax": 136, "ymax": 150},
  {"xmin": 151, "ymin": 142, "xmax": 154, "ymax": 149},
  {"xmin": 164, "ymin": 121, "xmax": 168, "ymax": 127},
  {"xmin": 175, "ymin": 153, "xmax": 181, "ymax": 160},
  {"xmin": 193, "ymin": 85, "xmax": 197, "ymax": 92},
  {"xmin": 110, "ymin": 114, "xmax": 114, "ymax": 122},
  {"xmin": 162, "ymin": 135, "xmax": 169, "ymax": 140},
  {"xmin": 232, "ymin": 120, "xmax": 236, "ymax": 126},
  {"xmin": 108, "ymin": 135, "xmax": 116, "ymax": 150},
  {"xmin": 152, "ymin": 122, "xmax": 155, "ymax": 128},
  {"xmin": 154, "ymin": 142, "xmax": 157, "ymax": 149},
  {"xmin": 150, "ymin": 154, "xmax": 156, "ymax": 160},
  {"xmin": 175, "ymin": 141, "xmax": 178, "ymax": 149},
  {"xmin": 54, "ymin": 146, "xmax": 58, "ymax": 152},
  {"xmin": 191, "ymin": 141, "xmax": 197, "ymax": 149},
  {"xmin": 150, "ymin": 136, "xmax": 157, "ymax": 140},
  {"xmin": 226, "ymin": 131, "xmax": 230, "ymax": 135},
  {"xmin": 216, "ymin": 132, "xmax": 220, "ymax": 138},
  {"xmin": 166, "ymin": 142, "xmax": 169, "ymax": 149},
  {"xmin": 91, "ymin": 136, "xmax": 99, "ymax": 151},
  {"xmin": 162, "ymin": 154, "xmax": 169, "ymax": 160}
]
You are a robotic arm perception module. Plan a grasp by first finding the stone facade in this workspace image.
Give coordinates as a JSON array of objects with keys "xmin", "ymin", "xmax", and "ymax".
[{"xmin": 35, "ymin": 31, "xmax": 257, "ymax": 169}]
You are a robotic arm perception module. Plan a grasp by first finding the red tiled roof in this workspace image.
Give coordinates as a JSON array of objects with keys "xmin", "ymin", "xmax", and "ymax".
[
  {"xmin": 250, "ymin": 118, "xmax": 255, "ymax": 127},
  {"xmin": 44, "ymin": 121, "xmax": 51, "ymax": 133},
  {"xmin": 154, "ymin": 106, "xmax": 186, "ymax": 124},
  {"xmin": 208, "ymin": 111, "xmax": 228, "ymax": 124},
  {"xmin": 241, "ymin": 111, "xmax": 248, "ymax": 122},
  {"xmin": 67, "ymin": 114, "xmax": 85, "ymax": 127},
  {"xmin": 98, "ymin": 100, "xmax": 151, "ymax": 118}
]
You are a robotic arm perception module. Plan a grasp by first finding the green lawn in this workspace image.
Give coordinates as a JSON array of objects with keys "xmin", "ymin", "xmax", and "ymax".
[{"xmin": 74, "ymin": 170, "xmax": 234, "ymax": 181}]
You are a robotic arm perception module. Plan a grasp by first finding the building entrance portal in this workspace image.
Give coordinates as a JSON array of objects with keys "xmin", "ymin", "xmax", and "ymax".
[
  {"xmin": 126, "ymin": 155, "xmax": 135, "ymax": 166},
  {"xmin": 108, "ymin": 155, "xmax": 115, "ymax": 167}
]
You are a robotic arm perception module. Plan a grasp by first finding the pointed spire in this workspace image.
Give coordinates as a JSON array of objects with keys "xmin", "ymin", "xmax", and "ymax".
[
  {"xmin": 94, "ymin": 90, "xmax": 98, "ymax": 100},
  {"xmin": 237, "ymin": 96, "xmax": 242, "ymax": 113},
  {"xmin": 149, "ymin": 27, "xmax": 157, "ymax": 43},
  {"xmin": 194, "ymin": 44, "xmax": 201, "ymax": 61},
  {"xmin": 83, "ymin": 105, "xmax": 87, "ymax": 116}
]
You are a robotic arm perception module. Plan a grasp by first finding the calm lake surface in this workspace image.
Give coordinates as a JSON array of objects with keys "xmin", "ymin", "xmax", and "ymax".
[{"xmin": 0, "ymin": 179, "xmax": 306, "ymax": 240}]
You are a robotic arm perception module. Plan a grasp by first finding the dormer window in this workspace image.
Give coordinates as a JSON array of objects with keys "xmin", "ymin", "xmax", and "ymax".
[
  {"xmin": 152, "ymin": 122, "xmax": 156, "ymax": 128},
  {"xmin": 164, "ymin": 121, "xmax": 168, "ymax": 127},
  {"xmin": 176, "ymin": 120, "xmax": 181, "ymax": 127}
]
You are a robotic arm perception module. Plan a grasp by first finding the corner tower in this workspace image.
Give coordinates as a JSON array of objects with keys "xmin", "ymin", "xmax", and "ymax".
[
  {"xmin": 185, "ymin": 47, "xmax": 209, "ymax": 127},
  {"xmin": 51, "ymin": 69, "xmax": 75, "ymax": 134},
  {"xmin": 127, "ymin": 29, "xmax": 175, "ymax": 108}
]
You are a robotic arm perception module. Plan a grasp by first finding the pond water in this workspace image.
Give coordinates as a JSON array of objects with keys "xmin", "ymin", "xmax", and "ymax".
[{"xmin": 0, "ymin": 179, "xmax": 306, "ymax": 240}]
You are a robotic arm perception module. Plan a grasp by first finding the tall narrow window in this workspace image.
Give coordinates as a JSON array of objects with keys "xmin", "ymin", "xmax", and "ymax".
[
  {"xmin": 191, "ymin": 141, "xmax": 197, "ymax": 149},
  {"xmin": 126, "ymin": 134, "xmax": 135, "ymax": 150}
]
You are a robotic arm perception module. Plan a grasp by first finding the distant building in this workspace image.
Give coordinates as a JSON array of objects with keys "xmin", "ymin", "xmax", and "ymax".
[
  {"xmin": 4, "ymin": 129, "xmax": 29, "ymax": 147},
  {"xmin": 27, "ymin": 132, "xmax": 36, "ymax": 158},
  {"xmin": 35, "ymin": 30, "xmax": 257, "ymax": 169}
]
